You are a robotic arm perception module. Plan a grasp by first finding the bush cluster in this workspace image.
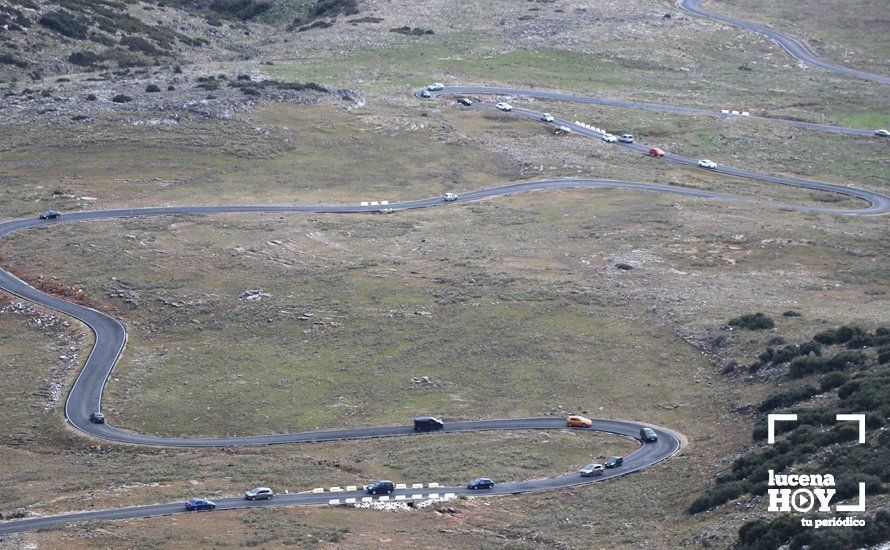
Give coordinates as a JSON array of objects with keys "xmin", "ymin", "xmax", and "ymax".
[
  {"xmin": 208, "ymin": 0, "xmax": 272, "ymax": 20},
  {"xmin": 0, "ymin": 53, "xmax": 28, "ymax": 68},
  {"xmin": 39, "ymin": 10, "xmax": 89, "ymax": 39},
  {"xmin": 390, "ymin": 26, "xmax": 434, "ymax": 36},
  {"xmin": 788, "ymin": 351, "xmax": 866, "ymax": 378},
  {"xmin": 757, "ymin": 385, "xmax": 818, "ymax": 412},
  {"xmin": 728, "ymin": 313, "xmax": 774, "ymax": 330},
  {"xmin": 757, "ymin": 341, "xmax": 820, "ymax": 367},
  {"xmin": 739, "ymin": 510, "xmax": 889, "ymax": 549}
]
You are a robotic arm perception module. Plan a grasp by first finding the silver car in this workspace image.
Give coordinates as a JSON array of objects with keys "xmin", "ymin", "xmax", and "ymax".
[
  {"xmin": 580, "ymin": 463, "xmax": 604, "ymax": 477},
  {"xmin": 619, "ymin": 134, "xmax": 634, "ymax": 143},
  {"xmin": 244, "ymin": 487, "xmax": 274, "ymax": 500},
  {"xmin": 442, "ymin": 192, "xmax": 459, "ymax": 202}
]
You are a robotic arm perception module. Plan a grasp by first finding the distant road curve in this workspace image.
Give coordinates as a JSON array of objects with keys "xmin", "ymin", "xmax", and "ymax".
[
  {"xmin": 677, "ymin": 0, "xmax": 890, "ymax": 84},
  {"xmin": 431, "ymin": 85, "xmax": 878, "ymax": 136}
]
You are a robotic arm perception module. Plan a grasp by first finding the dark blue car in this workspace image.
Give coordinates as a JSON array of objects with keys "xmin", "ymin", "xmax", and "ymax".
[
  {"xmin": 185, "ymin": 498, "xmax": 216, "ymax": 511},
  {"xmin": 467, "ymin": 478, "xmax": 494, "ymax": 490}
]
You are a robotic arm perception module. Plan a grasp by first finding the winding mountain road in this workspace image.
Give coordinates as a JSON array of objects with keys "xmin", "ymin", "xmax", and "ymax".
[
  {"xmin": 2, "ymin": 7, "xmax": 890, "ymax": 531},
  {"xmin": 677, "ymin": 0, "xmax": 890, "ymax": 84}
]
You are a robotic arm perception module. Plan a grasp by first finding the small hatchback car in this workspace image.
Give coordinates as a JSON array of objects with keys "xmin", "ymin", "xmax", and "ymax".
[{"xmin": 566, "ymin": 415, "xmax": 593, "ymax": 428}]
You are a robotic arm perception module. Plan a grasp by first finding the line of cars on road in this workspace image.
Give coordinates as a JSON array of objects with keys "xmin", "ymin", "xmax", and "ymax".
[{"xmin": 178, "ymin": 416, "xmax": 657, "ymax": 511}]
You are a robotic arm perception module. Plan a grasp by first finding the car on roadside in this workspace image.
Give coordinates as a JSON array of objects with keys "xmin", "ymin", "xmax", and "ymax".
[
  {"xmin": 640, "ymin": 427, "xmax": 658, "ymax": 442},
  {"xmin": 419, "ymin": 90, "xmax": 431, "ymax": 98},
  {"xmin": 602, "ymin": 133, "xmax": 617, "ymax": 143},
  {"xmin": 244, "ymin": 487, "xmax": 274, "ymax": 501},
  {"xmin": 875, "ymin": 129, "xmax": 890, "ymax": 137},
  {"xmin": 580, "ymin": 463, "xmax": 605, "ymax": 477},
  {"xmin": 457, "ymin": 97, "xmax": 472, "ymax": 106},
  {"xmin": 366, "ymin": 480, "xmax": 396, "ymax": 495},
  {"xmin": 697, "ymin": 159, "xmax": 717, "ymax": 169},
  {"xmin": 619, "ymin": 134, "xmax": 634, "ymax": 143},
  {"xmin": 39, "ymin": 210, "xmax": 60, "ymax": 220},
  {"xmin": 185, "ymin": 498, "xmax": 216, "ymax": 511},
  {"xmin": 414, "ymin": 416, "xmax": 445, "ymax": 430},
  {"xmin": 605, "ymin": 456, "xmax": 623, "ymax": 469},
  {"xmin": 566, "ymin": 415, "xmax": 592, "ymax": 428},
  {"xmin": 89, "ymin": 412, "xmax": 105, "ymax": 424},
  {"xmin": 648, "ymin": 147, "xmax": 666, "ymax": 157},
  {"xmin": 495, "ymin": 102, "xmax": 512, "ymax": 111},
  {"xmin": 541, "ymin": 113, "xmax": 554, "ymax": 122},
  {"xmin": 442, "ymin": 193, "xmax": 459, "ymax": 202},
  {"xmin": 427, "ymin": 83, "xmax": 444, "ymax": 91},
  {"xmin": 467, "ymin": 477, "xmax": 494, "ymax": 490}
]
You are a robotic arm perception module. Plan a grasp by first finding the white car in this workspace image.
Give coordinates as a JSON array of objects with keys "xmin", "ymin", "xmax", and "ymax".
[
  {"xmin": 619, "ymin": 134, "xmax": 634, "ymax": 143},
  {"xmin": 602, "ymin": 133, "xmax": 617, "ymax": 143},
  {"xmin": 541, "ymin": 113, "xmax": 554, "ymax": 123},
  {"xmin": 427, "ymin": 83, "xmax": 444, "ymax": 91},
  {"xmin": 697, "ymin": 159, "xmax": 717, "ymax": 169},
  {"xmin": 442, "ymin": 192, "xmax": 459, "ymax": 202},
  {"xmin": 496, "ymin": 102, "xmax": 512, "ymax": 111},
  {"xmin": 876, "ymin": 129, "xmax": 890, "ymax": 137}
]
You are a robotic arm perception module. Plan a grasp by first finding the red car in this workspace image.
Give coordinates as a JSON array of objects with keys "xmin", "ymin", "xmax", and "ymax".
[{"xmin": 648, "ymin": 147, "xmax": 665, "ymax": 157}]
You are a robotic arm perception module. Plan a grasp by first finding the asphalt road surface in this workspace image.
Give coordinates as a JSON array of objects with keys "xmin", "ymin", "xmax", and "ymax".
[
  {"xmin": 676, "ymin": 0, "xmax": 890, "ymax": 84},
  {"xmin": 428, "ymin": 85, "xmax": 882, "ymax": 136},
  {"xmin": 1, "ymin": 82, "xmax": 888, "ymax": 534},
  {"xmin": 0, "ymin": 418, "xmax": 677, "ymax": 535}
]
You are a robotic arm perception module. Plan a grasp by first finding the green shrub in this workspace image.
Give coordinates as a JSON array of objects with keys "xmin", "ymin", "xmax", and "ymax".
[
  {"xmin": 819, "ymin": 372, "xmax": 849, "ymax": 391},
  {"xmin": 788, "ymin": 351, "xmax": 866, "ymax": 378},
  {"xmin": 39, "ymin": 10, "xmax": 89, "ymax": 39},
  {"xmin": 86, "ymin": 93, "xmax": 98, "ymax": 101},
  {"xmin": 209, "ymin": 0, "xmax": 272, "ymax": 20},
  {"xmin": 0, "ymin": 53, "xmax": 28, "ymax": 68},
  {"xmin": 687, "ymin": 480, "xmax": 750, "ymax": 514},
  {"xmin": 728, "ymin": 313, "xmax": 774, "ymax": 330},
  {"xmin": 758, "ymin": 342, "xmax": 821, "ymax": 367},
  {"xmin": 758, "ymin": 386, "xmax": 818, "ymax": 412},
  {"xmin": 782, "ymin": 310, "xmax": 802, "ymax": 317},
  {"xmin": 68, "ymin": 51, "xmax": 103, "ymax": 66},
  {"xmin": 813, "ymin": 325, "xmax": 865, "ymax": 345},
  {"xmin": 120, "ymin": 35, "xmax": 162, "ymax": 56},
  {"xmin": 145, "ymin": 84, "xmax": 161, "ymax": 92},
  {"xmin": 111, "ymin": 94, "xmax": 132, "ymax": 103},
  {"xmin": 739, "ymin": 510, "xmax": 890, "ymax": 549}
]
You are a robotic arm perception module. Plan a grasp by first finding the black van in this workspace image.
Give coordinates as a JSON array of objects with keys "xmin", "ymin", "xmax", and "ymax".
[{"xmin": 413, "ymin": 416, "xmax": 444, "ymax": 432}]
